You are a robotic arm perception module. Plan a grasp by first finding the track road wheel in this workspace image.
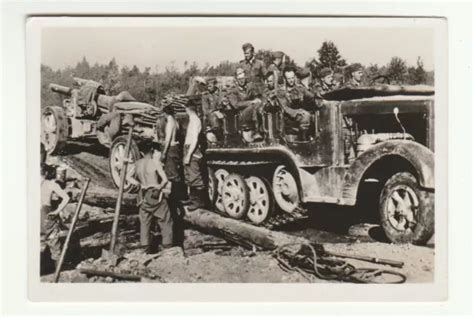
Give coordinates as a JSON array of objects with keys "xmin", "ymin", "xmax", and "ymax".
[
  {"xmin": 246, "ymin": 176, "xmax": 274, "ymax": 225},
  {"xmin": 41, "ymin": 106, "xmax": 68, "ymax": 155},
  {"xmin": 379, "ymin": 172, "xmax": 434, "ymax": 245},
  {"xmin": 208, "ymin": 168, "xmax": 217, "ymax": 205},
  {"xmin": 222, "ymin": 174, "xmax": 249, "ymax": 219},
  {"xmin": 214, "ymin": 169, "xmax": 229, "ymax": 213},
  {"xmin": 109, "ymin": 135, "xmax": 141, "ymax": 193},
  {"xmin": 272, "ymin": 165, "xmax": 300, "ymax": 213}
]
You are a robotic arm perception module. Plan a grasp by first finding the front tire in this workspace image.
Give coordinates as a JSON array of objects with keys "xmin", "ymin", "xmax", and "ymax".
[
  {"xmin": 41, "ymin": 106, "xmax": 68, "ymax": 155},
  {"xmin": 379, "ymin": 172, "xmax": 434, "ymax": 245},
  {"xmin": 109, "ymin": 135, "xmax": 141, "ymax": 193}
]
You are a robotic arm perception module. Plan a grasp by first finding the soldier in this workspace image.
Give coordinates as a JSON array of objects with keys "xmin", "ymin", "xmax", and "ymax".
[
  {"xmin": 227, "ymin": 68, "xmax": 264, "ymax": 142},
  {"xmin": 313, "ymin": 67, "xmax": 334, "ymax": 99},
  {"xmin": 41, "ymin": 164, "xmax": 70, "ymax": 267},
  {"xmin": 239, "ymin": 43, "xmax": 266, "ymax": 87},
  {"xmin": 183, "ymin": 100, "xmax": 207, "ymax": 211},
  {"xmin": 267, "ymin": 51, "xmax": 285, "ymax": 83},
  {"xmin": 296, "ymin": 67, "xmax": 312, "ymax": 89},
  {"xmin": 202, "ymin": 77, "xmax": 225, "ymax": 142},
  {"xmin": 276, "ymin": 66, "xmax": 316, "ymax": 140},
  {"xmin": 160, "ymin": 104, "xmax": 182, "ymax": 199},
  {"xmin": 332, "ymin": 72, "xmax": 344, "ymax": 89},
  {"xmin": 345, "ymin": 63, "xmax": 364, "ymax": 88},
  {"xmin": 126, "ymin": 141, "xmax": 173, "ymax": 254}
]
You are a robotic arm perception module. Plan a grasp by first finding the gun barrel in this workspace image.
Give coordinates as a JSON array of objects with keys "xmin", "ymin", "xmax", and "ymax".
[{"xmin": 49, "ymin": 83, "xmax": 72, "ymax": 96}]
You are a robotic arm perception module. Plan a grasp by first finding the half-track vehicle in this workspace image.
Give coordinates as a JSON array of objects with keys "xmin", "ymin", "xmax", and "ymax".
[{"xmin": 180, "ymin": 77, "xmax": 435, "ymax": 245}]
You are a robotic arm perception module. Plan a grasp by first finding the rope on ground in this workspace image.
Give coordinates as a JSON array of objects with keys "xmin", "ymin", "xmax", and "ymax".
[{"xmin": 274, "ymin": 243, "xmax": 406, "ymax": 284}]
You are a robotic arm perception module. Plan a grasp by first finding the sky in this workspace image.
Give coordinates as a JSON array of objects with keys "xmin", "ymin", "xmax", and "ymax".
[{"xmin": 42, "ymin": 25, "xmax": 434, "ymax": 72}]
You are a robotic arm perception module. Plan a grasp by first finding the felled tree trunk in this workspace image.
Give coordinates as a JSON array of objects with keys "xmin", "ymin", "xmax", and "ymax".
[
  {"xmin": 69, "ymin": 187, "xmax": 137, "ymax": 213},
  {"xmin": 183, "ymin": 209, "xmax": 307, "ymax": 251}
]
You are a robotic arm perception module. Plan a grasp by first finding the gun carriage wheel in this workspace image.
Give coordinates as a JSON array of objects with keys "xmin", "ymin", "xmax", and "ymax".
[
  {"xmin": 41, "ymin": 106, "xmax": 68, "ymax": 155},
  {"xmin": 109, "ymin": 135, "xmax": 141, "ymax": 193},
  {"xmin": 272, "ymin": 165, "xmax": 300, "ymax": 213},
  {"xmin": 379, "ymin": 172, "xmax": 434, "ymax": 245},
  {"xmin": 245, "ymin": 176, "xmax": 274, "ymax": 225},
  {"xmin": 222, "ymin": 173, "xmax": 249, "ymax": 219}
]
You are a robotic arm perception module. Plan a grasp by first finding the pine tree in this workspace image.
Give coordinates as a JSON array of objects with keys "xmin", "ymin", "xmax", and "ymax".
[{"xmin": 386, "ymin": 57, "xmax": 408, "ymax": 84}]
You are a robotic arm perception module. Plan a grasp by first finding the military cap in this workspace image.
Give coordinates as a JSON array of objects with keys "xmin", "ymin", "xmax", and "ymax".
[
  {"xmin": 320, "ymin": 67, "xmax": 333, "ymax": 78},
  {"xmin": 242, "ymin": 43, "xmax": 254, "ymax": 51},
  {"xmin": 206, "ymin": 77, "xmax": 217, "ymax": 84},
  {"xmin": 348, "ymin": 63, "xmax": 363, "ymax": 73},
  {"xmin": 296, "ymin": 67, "xmax": 311, "ymax": 79},
  {"xmin": 271, "ymin": 51, "xmax": 285, "ymax": 59}
]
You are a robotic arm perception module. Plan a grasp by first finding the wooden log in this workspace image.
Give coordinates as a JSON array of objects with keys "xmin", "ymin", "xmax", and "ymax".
[
  {"xmin": 69, "ymin": 187, "xmax": 137, "ymax": 212},
  {"xmin": 183, "ymin": 209, "xmax": 307, "ymax": 251}
]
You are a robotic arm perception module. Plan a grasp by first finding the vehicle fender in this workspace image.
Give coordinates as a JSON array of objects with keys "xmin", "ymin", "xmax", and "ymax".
[{"xmin": 341, "ymin": 140, "xmax": 434, "ymax": 205}]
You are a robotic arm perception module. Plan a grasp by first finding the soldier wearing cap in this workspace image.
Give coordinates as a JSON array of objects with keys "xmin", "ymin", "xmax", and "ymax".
[
  {"xmin": 274, "ymin": 66, "xmax": 316, "ymax": 140},
  {"xmin": 267, "ymin": 51, "xmax": 285, "ymax": 83},
  {"xmin": 226, "ymin": 67, "xmax": 263, "ymax": 142},
  {"xmin": 332, "ymin": 72, "xmax": 344, "ymax": 89},
  {"xmin": 296, "ymin": 67, "xmax": 312, "ymax": 89},
  {"xmin": 239, "ymin": 43, "xmax": 266, "ymax": 87},
  {"xmin": 313, "ymin": 67, "xmax": 335, "ymax": 99},
  {"xmin": 344, "ymin": 63, "xmax": 364, "ymax": 88},
  {"xmin": 201, "ymin": 77, "xmax": 226, "ymax": 142}
]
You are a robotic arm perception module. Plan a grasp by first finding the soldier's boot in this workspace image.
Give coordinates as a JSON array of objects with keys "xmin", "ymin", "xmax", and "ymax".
[{"xmin": 187, "ymin": 187, "xmax": 203, "ymax": 212}]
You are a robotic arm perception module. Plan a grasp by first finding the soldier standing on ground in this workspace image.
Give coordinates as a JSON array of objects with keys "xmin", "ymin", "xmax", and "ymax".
[
  {"xmin": 41, "ymin": 164, "xmax": 70, "ymax": 267},
  {"xmin": 183, "ymin": 101, "xmax": 207, "ymax": 211},
  {"xmin": 313, "ymin": 67, "xmax": 335, "ymax": 99},
  {"xmin": 344, "ymin": 63, "xmax": 364, "ymax": 88},
  {"xmin": 126, "ymin": 141, "xmax": 173, "ymax": 254},
  {"xmin": 160, "ymin": 104, "xmax": 182, "ymax": 201}
]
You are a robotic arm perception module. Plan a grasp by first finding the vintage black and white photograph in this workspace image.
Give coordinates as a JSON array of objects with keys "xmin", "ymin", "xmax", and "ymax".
[{"xmin": 32, "ymin": 17, "xmax": 443, "ymax": 290}]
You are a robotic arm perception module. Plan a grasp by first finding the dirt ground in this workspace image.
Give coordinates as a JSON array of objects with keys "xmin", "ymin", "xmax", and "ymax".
[{"xmin": 41, "ymin": 144, "xmax": 434, "ymax": 284}]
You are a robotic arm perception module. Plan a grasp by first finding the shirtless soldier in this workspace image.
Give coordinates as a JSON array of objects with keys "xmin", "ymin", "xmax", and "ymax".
[
  {"xmin": 183, "ymin": 101, "xmax": 207, "ymax": 211},
  {"xmin": 127, "ymin": 141, "xmax": 173, "ymax": 254}
]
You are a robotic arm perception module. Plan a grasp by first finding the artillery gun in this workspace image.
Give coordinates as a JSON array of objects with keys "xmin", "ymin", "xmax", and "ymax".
[
  {"xmin": 176, "ymin": 78, "xmax": 436, "ymax": 245},
  {"xmin": 42, "ymin": 77, "xmax": 177, "ymax": 192}
]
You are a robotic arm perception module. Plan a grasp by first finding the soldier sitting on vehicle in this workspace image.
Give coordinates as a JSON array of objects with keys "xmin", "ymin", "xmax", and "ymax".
[
  {"xmin": 226, "ymin": 68, "xmax": 264, "ymax": 143},
  {"xmin": 267, "ymin": 51, "xmax": 285, "ymax": 84},
  {"xmin": 239, "ymin": 43, "xmax": 266, "ymax": 91},
  {"xmin": 275, "ymin": 66, "xmax": 317, "ymax": 141},
  {"xmin": 202, "ymin": 77, "xmax": 226, "ymax": 143},
  {"xmin": 313, "ymin": 67, "xmax": 335, "ymax": 99},
  {"xmin": 344, "ymin": 63, "xmax": 364, "ymax": 88}
]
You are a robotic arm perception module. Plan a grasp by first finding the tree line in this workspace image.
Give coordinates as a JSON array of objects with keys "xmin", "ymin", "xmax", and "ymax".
[{"xmin": 41, "ymin": 41, "xmax": 434, "ymax": 108}]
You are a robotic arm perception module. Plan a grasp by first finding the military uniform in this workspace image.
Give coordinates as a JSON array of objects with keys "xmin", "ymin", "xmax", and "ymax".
[
  {"xmin": 227, "ymin": 81, "xmax": 263, "ymax": 131},
  {"xmin": 202, "ymin": 86, "xmax": 224, "ymax": 133},
  {"xmin": 313, "ymin": 81, "xmax": 334, "ymax": 99},
  {"xmin": 239, "ymin": 57, "xmax": 266, "ymax": 87},
  {"xmin": 343, "ymin": 78, "xmax": 362, "ymax": 88},
  {"xmin": 276, "ymin": 83, "xmax": 315, "ymax": 133}
]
